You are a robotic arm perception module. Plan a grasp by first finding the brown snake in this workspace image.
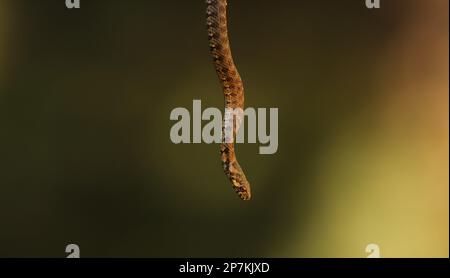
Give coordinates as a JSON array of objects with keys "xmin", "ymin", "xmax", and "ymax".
[{"xmin": 206, "ymin": 0, "xmax": 251, "ymax": 200}]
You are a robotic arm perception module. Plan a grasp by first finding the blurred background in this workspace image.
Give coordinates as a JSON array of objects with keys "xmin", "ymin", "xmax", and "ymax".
[{"xmin": 0, "ymin": 0, "xmax": 448, "ymax": 257}]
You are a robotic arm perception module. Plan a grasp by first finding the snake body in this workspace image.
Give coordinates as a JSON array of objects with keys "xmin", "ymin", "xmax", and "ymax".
[{"xmin": 206, "ymin": 0, "xmax": 251, "ymax": 200}]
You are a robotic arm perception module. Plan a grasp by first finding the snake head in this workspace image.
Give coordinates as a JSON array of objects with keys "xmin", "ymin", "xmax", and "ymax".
[
  {"xmin": 233, "ymin": 180, "xmax": 251, "ymax": 201},
  {"xmin": 228, "ymin": 162, "xmax": 251, "ymax": 201}
]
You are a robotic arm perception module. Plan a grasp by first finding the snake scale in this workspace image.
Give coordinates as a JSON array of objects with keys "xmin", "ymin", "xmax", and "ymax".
[{"xmin": 206, "ymin": 0, "xmax": 251, "ymax": 200}]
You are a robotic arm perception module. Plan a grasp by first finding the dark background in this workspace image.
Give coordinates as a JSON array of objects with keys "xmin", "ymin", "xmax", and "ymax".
[{"xmin": 0, "ymin": 0, "xmax": 448, "ymax": 257}]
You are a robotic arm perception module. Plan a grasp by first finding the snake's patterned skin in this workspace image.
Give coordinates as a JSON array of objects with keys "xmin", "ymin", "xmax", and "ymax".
[{"xmin": 206, "ymin": 0, "xmax": 251, "ymax": 200}]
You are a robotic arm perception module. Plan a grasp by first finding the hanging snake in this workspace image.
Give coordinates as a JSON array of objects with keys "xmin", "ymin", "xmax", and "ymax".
[{"xmin": 206, "ymin": 0, "xmax": 251, "ymax": 200}]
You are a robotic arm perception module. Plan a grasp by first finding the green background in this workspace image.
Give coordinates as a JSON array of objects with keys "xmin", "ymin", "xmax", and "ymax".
[{"xmin": 0, "ymin": 0, "xmax": 448, "ymax": 257}]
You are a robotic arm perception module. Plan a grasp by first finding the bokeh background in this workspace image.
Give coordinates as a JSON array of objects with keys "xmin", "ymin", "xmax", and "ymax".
[{"xmin": 0, "ymin": 0, "xmax": 448, "ymax": 257}]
